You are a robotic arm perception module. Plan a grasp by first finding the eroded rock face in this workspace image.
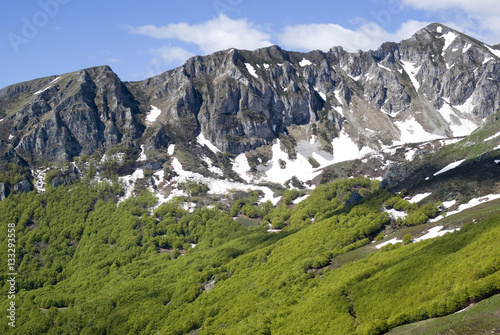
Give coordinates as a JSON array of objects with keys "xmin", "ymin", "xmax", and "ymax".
[{"xmin": 0, "ymin": 23, "xmax": 499, "ymax": 177}]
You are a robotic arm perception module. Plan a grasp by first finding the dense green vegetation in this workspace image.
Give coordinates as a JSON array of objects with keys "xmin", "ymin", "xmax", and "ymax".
[{"xmin": 1, "ymin": 176, "xmax": 499, "ymax": 334}]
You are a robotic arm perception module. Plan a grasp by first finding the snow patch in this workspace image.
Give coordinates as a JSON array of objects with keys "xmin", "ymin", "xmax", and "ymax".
[
  {"xmin": 167, "ymin": 144, "xmax": 175, "ymax": 156},
  {"xmin": 376, "ymin": 237, "xmax": 403, "ymax": 249},
  {"xmin": 332, "ymin": 129, "xmax": 373, "ymax": 164},
  {"xmin": 32, "ymin": 168, "xmax": 50, "ymax": 193},
  {"xmin": 263, "ymin": 63, "xmax": 270, "ymax": 69},
  {"xmin": 196, "ymin": 132, "xmax": 220, "ymax": 154},
  {"xmin": 462, "ymin": 43, "xmax": 472, "ymax": 53},
  {"xmin": 8, "ymin": 134, "xmax": 14, "ymax": 140},
  {"xmin": 409, "ymin": 192, "xmax": 432, "ymax": 203},
  {"xmin": 413, "ymin": 226, "xmax": 460, "ymax": 242},
  {"xmin": 400, "ymin": 60, "xmax": 421, "ymax": 91},
  {"xmin": 292, "ymin": 194, "xmax": 309, "ymax": 204},
  {"xmin": 34, "ymin": 76, "xmax": 60, "ymax": 95},
  {"xmin": 395, "ymin": 117, "xmax": 442, "ymax": 143},
  {"xmin": 436, "ymin": 26, "xmax": 443, "ymax": 33},
  {"xmin": 441, "ymin": 31, "xmax": 457, "ymax": 51},
  {"xmin": 314, "ymin": 87, "xmax": 326, "ymax": 101},
  {"xmin": 169, "ymin": 158, "xmax": 280, "ymax": 205},
  {"xmin": 118, "ymin": 168, "xmax": 145, "ymax": 202},
  {"xmin": 299, "ymin": 58, "xmax": 312, "ymax": 67},
  {"xmin": 442, "ymin": 200, "xmax": 456, "ymax": 208},
  {"xmin": 433, "ymin": 159, "xmax": 465, "ymax": 177},
  {"xmin": 484, "ymin": 132, "xmax": 500, "ymax": 142},
  {"xmin": 485, "ymin": 45, "xmax": 500, "ymax": 58},
  {"xmin": 384, "ymin": 208, "xmax": 407, "ymax": 221},
  {"xmin": 267, "ymin": 223, "xmax": 282, "ymax": 233},
  {"xmin": 378, "ymin": 63, "xmax": 392, "ymax": 72},
  {"xmin": 137, "ymin": 145, "xmax": 147, "ymax": 162},
  {"xmin": 405, "ymin": 148, "xmax": 418, "ymax": 161},
  {"xmin": 431, "ymin": 194, "xmax": 500, "ymax": 221},
  {"xmin": 202, "ymin": 156, "xmax": 223, "ymax": 176},
  {"xmin": 438, "ymin": 102, "xmax": 477, "ymax": 137},
  {"xmin": 146, "ymin": 105, "xmax": 162, "ymax": 122},
  {"xmin": 245, "ymin": 63, "xmax": 258, "ymax": 78}
]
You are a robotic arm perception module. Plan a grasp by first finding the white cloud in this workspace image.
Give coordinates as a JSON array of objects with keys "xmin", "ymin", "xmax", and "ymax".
[
  {"xmin": 107, "ymin": 58, "xmax": 121, "ymax": 63},
  {"xmin": 150, "ymin": 46, "xmax": 194, "ymax": 66},
  {"xmin": 277, "ymin": 20, "xmax": 429, "ymax": 52},
  {"xmin": 128, "ymin": 14, "xmax": 272, "ymax": 54}
]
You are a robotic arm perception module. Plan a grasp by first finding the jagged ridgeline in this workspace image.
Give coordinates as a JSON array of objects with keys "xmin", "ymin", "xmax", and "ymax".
[
  {"xmin": 1, "ymin": 23, "xmax": 500, "ymax": 201},
  {"xmin": 1, "ymin": 22, "xmax": 500, "ymax": 334}
]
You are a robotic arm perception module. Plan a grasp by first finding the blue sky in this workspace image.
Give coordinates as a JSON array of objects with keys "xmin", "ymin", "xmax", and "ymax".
[{"xmin": 1, "ymin": 0, "xmax": 499, "ymax": 89}]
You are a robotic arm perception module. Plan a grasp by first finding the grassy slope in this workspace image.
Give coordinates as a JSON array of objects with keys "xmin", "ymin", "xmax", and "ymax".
[{"xmin": 386, "ymin": 293, "xmax": 500, "ymax": 335}]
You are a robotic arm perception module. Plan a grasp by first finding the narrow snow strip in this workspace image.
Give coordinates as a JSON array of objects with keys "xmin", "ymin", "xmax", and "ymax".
[
  {"xmin": 376, "ymin": 237, "xmax": 402, "ymax": 249},
  {"xmin": 462, "ymin": 43, "xmax": 472, "ymax": 53},
  {"xmin": 485, "ymin": 45, "xmax": 500, "ymax": 58},
  {"xmin": 484, "ymin": 132, "xmax": 500, "ymax": 142},
  {"xmin": 146, "ymin": 105, "xmax": 162, "ymax": 122},
  {"xmin": 267, "ymin": 223, "xmax": 282, "ymax": 233},
  {"xmin": 431, "ymin": 194, "xmax": 500, "ymax": 222},
  {"xmin": 400, "ymin": 60, "xmax": 421, "ymax": 91},
  {"xmin": 34, "ymin": 76, "xmax": 61, "ymax": 95},
  {"xmin": 378, "ymin": 63, "xmax": 392, "ymax": 72},
  {"xmin": 433, "ymin": 159, "xmax": 465, "ymax": 176},
  {"xmin": 299, "ymin": 58, "xmax": 312, "ymax": 67},
  {"xmin": 409, "ymin": 192, "xmax": 432, "ymax": 203},
  {"xmin": 314, "ymin": 87, "xmax": 326, "ymax": 101},
  {"xmin": 413, "ymin": 226, "xmax": 460, "ymax": 242},
  {"xmin": 137, "ymin": 145, "xmax": 147, "ymax": 162},
  {"xmin": 292, "ymin": 194, "xmax": 309, "ymax": 205},
  {"xmin": 245, "ymin": 63, "xmax": 258, "ymax": 78},
  {"xmin": 196, "ymin": 132, "xmax": 220, "ymax": 154}
]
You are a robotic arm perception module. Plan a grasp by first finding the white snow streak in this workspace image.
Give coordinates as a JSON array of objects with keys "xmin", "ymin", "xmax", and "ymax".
[
  {"xmin": 400, "ymin": 60, "xmax": 421, "ymax": 91},
  {"xmin": 409, "ymin": 192, "xmax": 432, "ymax": 203},
  {"xmin": 413, "ymin": 226, "xmax": 460, "ymax": 242},
  {"xmin": 196, "ymin": 132, "xmax": 220, "ymax": 154},
  {"xmin": 34, "ymin": 77, "xmax": 60, "ymax": 95},
  {"xmin": 245, "ymin": 63, "xmax": 258, "ymax": 78},
  {"xmin": 484, "ymin": 132, "xmax": 500, "ymax": 142},
  {"xmin": 433, "ymin": 159, "xmax": 465, "ymax": 176},
  {"xmin": 137, "ymin": 145, "xmax": 147, "ymax": 162}
]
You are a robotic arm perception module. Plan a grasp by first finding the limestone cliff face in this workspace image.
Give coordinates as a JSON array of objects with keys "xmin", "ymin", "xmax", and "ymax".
[
  {"xmin": 0, "ymin": 23, "xmax": 499, "ymax": 189},
  {"xmin": 0, "ymin": 65, "xmax": 144, "ymax": 166}
]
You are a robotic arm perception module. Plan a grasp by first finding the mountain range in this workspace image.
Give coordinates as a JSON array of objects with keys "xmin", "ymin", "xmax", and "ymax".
[
  {"xmin": 1, "ymin": 22, "xmax": 500, "ymax": 335},
  {"xmin": 1, "ymin": 23, "xmax": 500, "ymax": 207}
]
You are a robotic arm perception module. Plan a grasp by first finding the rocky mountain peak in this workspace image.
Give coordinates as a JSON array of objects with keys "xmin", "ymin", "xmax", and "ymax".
[{"xmin": 1, "ymin": 23, "xmax": 500, "ymax": 202}]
